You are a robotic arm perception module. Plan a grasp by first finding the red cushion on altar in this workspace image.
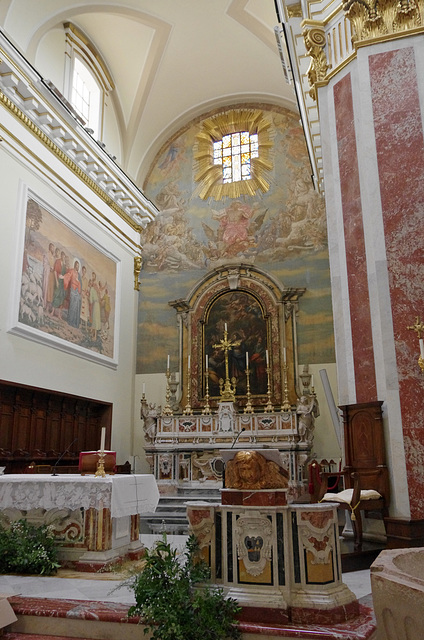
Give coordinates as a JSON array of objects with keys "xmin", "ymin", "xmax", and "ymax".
[{"xmin": 79, "ymin": 451, "xmax": 116, "ymax": 474}]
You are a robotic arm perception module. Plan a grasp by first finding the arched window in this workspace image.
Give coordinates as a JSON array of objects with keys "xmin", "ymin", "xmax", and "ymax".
[
  {"xmin": 71, "ymin": 57, "xmax": 101, "ymax": 136},
  {"xmin": 64, "ymin": 23, "xmax": 114, "ymax": 139}
]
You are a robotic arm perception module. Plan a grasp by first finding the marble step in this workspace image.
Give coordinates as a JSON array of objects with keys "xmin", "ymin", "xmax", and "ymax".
[
  {"xmin": 3, "ymin": 594, "xmax": 376, "ymax": 640},
  {"xmin": 4, "ymin": 634, "xmax": 93, "ymax": 640},
  {"xmin": 5, "ymin": 596, "xmax": 145, "ymax": 640}
]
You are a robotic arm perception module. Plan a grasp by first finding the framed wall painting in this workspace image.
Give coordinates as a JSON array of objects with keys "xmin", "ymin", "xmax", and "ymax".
[{"xmin": 9, "ymin": 184, "xmax": 120, "ymax": 368}]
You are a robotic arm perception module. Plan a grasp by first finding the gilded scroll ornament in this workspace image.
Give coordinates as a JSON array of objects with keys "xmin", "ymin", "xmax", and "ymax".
[
  {"xmin": 303, "ymin": 26, "xmax": 329, "ymax": 101},
  {"xmin": 343, "ymin": 0, "xmax": 422, "ymax": 42},
  {"xmin": 134, "ymin": 255, "xmax": 142, "ymax": 291}
]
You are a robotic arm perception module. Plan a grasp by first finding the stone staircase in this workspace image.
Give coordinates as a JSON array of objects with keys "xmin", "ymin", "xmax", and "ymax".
[{"xmin": 141, "ymin": 487, "xmax": 221, "ymax": 535}]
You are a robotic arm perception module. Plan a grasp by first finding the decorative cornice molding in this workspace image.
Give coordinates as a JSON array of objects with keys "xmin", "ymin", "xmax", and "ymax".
[
  {"xmin": 0, "ymin": 34, "xmax": 158, "ymax": 234},
  {"xmin": 344, "ymin": 0, "xmax": 423, "ymax": 43}
]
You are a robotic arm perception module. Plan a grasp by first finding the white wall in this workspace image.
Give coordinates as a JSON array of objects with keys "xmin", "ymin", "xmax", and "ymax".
[{"xmin": 0, "ymin": 116, "xmax": 138, "ymax": 466}]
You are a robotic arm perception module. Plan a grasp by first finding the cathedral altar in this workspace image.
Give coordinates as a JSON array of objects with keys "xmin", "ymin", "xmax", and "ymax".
[
  {"xmin": 142, "ymin": 265, "xmax": 319, "ymax": 513},
  {"xmin": 0, "ymin": 474, "xmax": 159, "ymax": 570}
]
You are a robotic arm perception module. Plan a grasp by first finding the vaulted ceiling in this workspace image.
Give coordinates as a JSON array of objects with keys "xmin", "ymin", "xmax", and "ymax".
[{"xmin": 0, "ymin": 0, "xmax": 295, "ymax": 189}]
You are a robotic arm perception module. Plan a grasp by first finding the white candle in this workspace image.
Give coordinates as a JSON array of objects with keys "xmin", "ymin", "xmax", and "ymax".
[
  {"xmin": 167, "ymin": 354, "xmax": 170, "ymax": 370},
  {"xmin": 224, "ymin": 322, "xmax": 227, "ymax": 333},
  {"xmin": 100, "ymin": 427, "xmax": 106, "ymax": 452},
  {"xmin": 283, "ymin": 347, "xmax": 286, "ymax": 363},
  {"xmin": 311, "ymin": 374, "xmax": 314, "ymax": 389},
  {"xmin": 142, "ymin": 382, "xmax": 146, "ymax": 395},
  {"xmin": 206, "ymin": 354, "xmax": 209, "ymax": 369},
  {"xmin": 266, "ymin": 349, "xmax": 269, "ymax": 366},
  {"xmin": 246, "ymin": 351, "xmax": 249, "ymax": 368},
  {"xmin": 188, "ymin": 355, "xmax": 191, "ymax": 369},
  {"xmin": 420, "ymin": 339, "xmax": 424, "ymax": 359}
]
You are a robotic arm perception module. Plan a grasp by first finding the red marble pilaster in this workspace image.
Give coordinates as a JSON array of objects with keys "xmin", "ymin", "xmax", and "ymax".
[
  {"xmin": 369, "ymin": 47, "xmax": 424, "ymax": 518},
  {"xmin": 334, "ymin": 74, "xmax": 377, "ymax": 402}
]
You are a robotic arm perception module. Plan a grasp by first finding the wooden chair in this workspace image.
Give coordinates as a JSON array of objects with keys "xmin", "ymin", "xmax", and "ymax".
[{"xmin": 317, "ymin": 401, "xmax": 390, "ymax": 548}]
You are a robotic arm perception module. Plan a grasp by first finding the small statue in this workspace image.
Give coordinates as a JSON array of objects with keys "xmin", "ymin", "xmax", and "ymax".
[
  {"xmin": 225, "ymin": 450, "xmax": 288, "ymax": 490},
  {"xmin": 296, "ymin": 394, "xmax": 319, "ymax": 444},
  {"xmin": 140, "ymin": 399, "xmax": 159, "ymax": 441}
]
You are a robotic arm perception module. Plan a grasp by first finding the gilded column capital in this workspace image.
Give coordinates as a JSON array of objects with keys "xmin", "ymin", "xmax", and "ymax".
[
  {"xmin": 302, "ymin": 24, "xmax": 329, "ymax": 100},
  {"xmin": 343, "ymin": 0, "xmax": 423, "ymax": 43}
]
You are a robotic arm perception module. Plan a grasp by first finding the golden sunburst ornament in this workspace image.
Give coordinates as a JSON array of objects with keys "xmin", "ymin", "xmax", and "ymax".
[{"xmin": 194, "ymin": 109, "xmax": 273, "ymax": 201}]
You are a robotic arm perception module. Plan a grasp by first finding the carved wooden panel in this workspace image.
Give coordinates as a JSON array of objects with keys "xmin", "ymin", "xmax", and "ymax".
[{"xmin": 0, "ymin": 380, "xmax": 112, "ymax": 473}]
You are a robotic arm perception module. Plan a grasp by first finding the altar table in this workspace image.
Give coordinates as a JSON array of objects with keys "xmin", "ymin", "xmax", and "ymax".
[{"xmin": 0, "ymin": 474, "xmax": 159, "ymax": 570}]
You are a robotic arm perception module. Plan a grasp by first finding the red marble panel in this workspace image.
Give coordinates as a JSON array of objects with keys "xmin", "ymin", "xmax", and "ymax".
[
  {"xmin": 369, "ymin": 47, "xmax": 424, "ymax": 518},
  {"xmin": 334, "ymin": 74, "xmax": 377, "ymax": 402}
]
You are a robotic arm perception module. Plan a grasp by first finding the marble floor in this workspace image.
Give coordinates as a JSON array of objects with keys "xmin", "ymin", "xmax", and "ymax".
[{"xmin": 0, "ymin": 534, "xmax": 372, "ymax": 605}]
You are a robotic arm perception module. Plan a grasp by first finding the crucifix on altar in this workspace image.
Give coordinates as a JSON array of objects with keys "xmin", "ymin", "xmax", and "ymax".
[{"xmin": 213, "ymin": 323, "xmax": 241, "ymax": 402}]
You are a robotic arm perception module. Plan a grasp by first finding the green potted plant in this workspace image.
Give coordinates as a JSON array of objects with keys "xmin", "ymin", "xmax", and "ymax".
[
  {"xmin": 127, "ymin": 534, "xmax": 241, "ymax": 640},
  {"xmin": 0, "ymin": 519, "xmax": 60, "ymax": 575}
]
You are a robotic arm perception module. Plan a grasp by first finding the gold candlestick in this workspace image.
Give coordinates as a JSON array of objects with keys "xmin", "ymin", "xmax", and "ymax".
[
  {"xmin": 264, "ymin": 364, "xmax": 274, "ymax": 413},
  {"xmin": 281, "ymin": 361, "xmax": 291, "ymax": 412},
  {"xmin": 244, "ymin": 365, "xmax": 254, "ymax": 414},
  {"xmin": 213, "ymin": 324, "xmax": 240, "ymax": 402},
  {"xmin": 95, "ymin": 450, "xmax": 106, "ymax": 477},
  {"xmin": 162, "ymin": 368, "xmax": 174, "ymax": 416},
  {"xmin": 202, "ymin": 367, "xmax": 212, "ymax": 415},
  {"xmin": 183, "ymin": 360, "xmax": 193, "ymax": 415}
]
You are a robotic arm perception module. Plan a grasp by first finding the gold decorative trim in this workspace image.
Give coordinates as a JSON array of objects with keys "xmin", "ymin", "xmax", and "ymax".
[
  {"xmin": 288, "ymin": 3, "xmax": 303, "ymax": 18},
  {"xmin": 193, "ymin": 108, "xmax": 273, "ymax": 201},
  {"xmin": 343, "ymin": 0, "xmax": 423, "ymax": 43},
  {"xmin": 302, "ymin": 26, "xmax": 329, "ymax": 101},
  {"xmin": 134, "ymin": 256, "xmax": 142, "ymax": 291},
  {"xmin": 64, "ymin": 22, "xmax": 115, "ymax": 91},
  {"xmin": 0, "ymin": 90, "xmax": 142, "ymax": 233}
]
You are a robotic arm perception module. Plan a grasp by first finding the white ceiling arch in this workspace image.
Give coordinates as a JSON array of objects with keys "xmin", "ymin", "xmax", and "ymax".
[{"xmin": 0, "ymin": 0, "xmax": 295, "ymax": 188}]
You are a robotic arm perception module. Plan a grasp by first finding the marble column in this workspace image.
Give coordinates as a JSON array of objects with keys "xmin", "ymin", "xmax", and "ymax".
[{"xmin": 315, "ymin": 8, "xmax": 424, "ymax": 541}]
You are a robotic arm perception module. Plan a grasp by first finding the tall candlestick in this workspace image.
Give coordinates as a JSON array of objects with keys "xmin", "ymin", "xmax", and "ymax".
[
  {"xmin": 246, "ymin": 351, "xmax": 249, "ymax": 368},
  {"xmin": 266, "ymin": 349, "xmax": 269, "ymax": 366},
  {"xmin": 167, "ymin": 354, "xmax": 170, "ymax": 370},
  {"xmin": 100, "ymin": 427, "xmax": 106, "ymax": 452}
]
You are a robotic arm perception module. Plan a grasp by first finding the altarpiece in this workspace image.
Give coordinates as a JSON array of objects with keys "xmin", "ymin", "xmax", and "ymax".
[{"xmin": 142, "ymin": 264, "xmax": 318, "ymax": 509}]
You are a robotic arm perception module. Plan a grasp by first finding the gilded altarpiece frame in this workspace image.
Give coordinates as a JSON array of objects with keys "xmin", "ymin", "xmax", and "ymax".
[{"xmin": 170, "ymin": 265, "xmax": 305, "ymax": 412}]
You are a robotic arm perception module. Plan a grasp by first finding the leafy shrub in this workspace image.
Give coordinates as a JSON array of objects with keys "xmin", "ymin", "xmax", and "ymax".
[
  {"xmin": 127, "ymin": 534, "xmax": 241, "ymax": 640},
  {"xmin": 0, "ymin": 519, "xmax": 60, "ymax": 575}
]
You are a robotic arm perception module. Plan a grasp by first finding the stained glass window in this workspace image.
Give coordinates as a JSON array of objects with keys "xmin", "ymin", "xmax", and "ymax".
[{"xmin": 213, "ymin": 131, "xmax": 259, "ymax": 183}]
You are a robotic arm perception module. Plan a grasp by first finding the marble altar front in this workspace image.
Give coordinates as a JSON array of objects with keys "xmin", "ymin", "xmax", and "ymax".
[
  {"xmin": 187, "ymin": 450, "xmax": 359, "ymax": 626},
  {"xmin": 0, "ymin": 474, "xmax": 159, "ymax": 570},
  {"xmin": 143, "ymin": 402, "xmax": 312, "ymax": 503}
]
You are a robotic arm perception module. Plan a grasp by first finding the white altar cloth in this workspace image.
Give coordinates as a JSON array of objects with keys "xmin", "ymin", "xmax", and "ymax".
[{"xmin": 0, "ymin": 474, "xmax": 159, "ymax": 518}]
